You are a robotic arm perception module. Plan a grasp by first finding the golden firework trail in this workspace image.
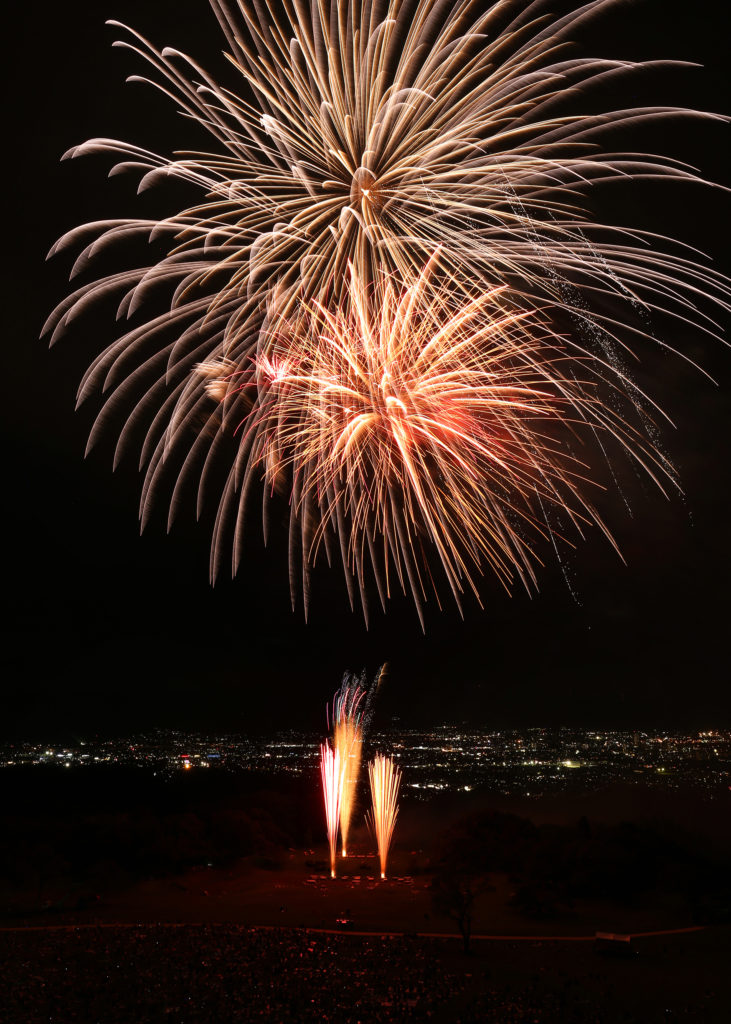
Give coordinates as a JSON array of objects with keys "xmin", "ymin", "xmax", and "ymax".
[
  {"xmin": 367, "ymin": 753, "xmax": 402, "ymax": 880},
  {"xmin": 45, "ymin": 0, "xmax": 729, "ymax": 619},
  {"xmin": 331, "ymin": 682, "xmax": 366, "ymax": 857},
  {"xmin": 319, "ymin": 741, "xmax": 342, "ymax": 878}
]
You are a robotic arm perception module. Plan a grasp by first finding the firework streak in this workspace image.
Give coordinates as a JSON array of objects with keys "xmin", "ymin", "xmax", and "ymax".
[
  {"xmin": 367, "ymin": 754, "xmax": 402, "ymax": 880},
  {"xmin": 46, "ymin": 0, "xmax": 729, "ymax": 621},
  {"xmin": 331, "ymin": 685, "xmax": 366, "ymax": 857},
  {"xmin": 252, "ymin": 257, "xmax": 675, "ymax": 626},
  {"xmin": 320, "ymin": 742, "xmax": 342, "ymax": 878}
]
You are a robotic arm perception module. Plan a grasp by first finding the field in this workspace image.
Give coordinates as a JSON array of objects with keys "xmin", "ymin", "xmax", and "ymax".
[
  {"xmin": 3, "ymin": 845, "xmax": 709, "ymax": 937},
  {"xmin": 3, "ymin": 770, "xmax": 729, "ymax": 1020},
  {"xmin": 1, "ymin": 922, "xmax": 728, "ymax": 1023}
]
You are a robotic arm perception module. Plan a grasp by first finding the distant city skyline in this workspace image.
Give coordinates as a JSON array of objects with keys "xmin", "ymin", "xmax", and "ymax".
[{"xmin": 4, "ymin": 726, "xmax": 728, "ymax": 803}]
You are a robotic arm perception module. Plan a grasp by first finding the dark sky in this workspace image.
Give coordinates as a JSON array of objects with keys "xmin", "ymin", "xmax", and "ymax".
[{"xmin": 4, "ymin": 0, "xmax": 730, "ymax": 740}]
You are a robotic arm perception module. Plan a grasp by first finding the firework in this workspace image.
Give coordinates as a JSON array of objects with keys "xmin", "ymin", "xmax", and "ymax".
[
  {"xmin": 251, "ymin": 257, "xmax": 673, "ymax": 624},
  {"xmin": 319, "ymin": 741, "xmax": 342, "ymax": 878},
  {"xmin": 331, "ymin": 684, "xmax": 365, "ymax": 858},
  {"xmin": 45, "ymin": 0, "xmax": 729, "ymax": 617},
  {"xmin": 367, "ymin": 754, "xmax": 402, "ymax": 880},
  {"xmin": 49, "ymin": 0, "xmax": 727, "ymax": 321},
  {"xmin": 329, "ymin": 666, "xmax": 384, "ymax": 854}
]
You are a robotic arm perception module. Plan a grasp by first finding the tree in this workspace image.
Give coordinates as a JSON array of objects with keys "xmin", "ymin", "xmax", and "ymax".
[{"xmin": 430, "ymin": 861, "xmax": 492, "ymax": 954}]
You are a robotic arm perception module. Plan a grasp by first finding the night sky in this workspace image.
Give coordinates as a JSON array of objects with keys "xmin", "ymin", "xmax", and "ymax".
[{"xmin": 4, "ymin": 0, "xmax": 730, "ymax": 740}]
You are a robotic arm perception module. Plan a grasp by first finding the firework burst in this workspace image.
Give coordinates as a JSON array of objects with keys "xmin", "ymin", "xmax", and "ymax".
[
  {"xmin": 367, "ymin": 753, "xmax": 402, "ymax": 880},
  {"xmin": 248, "ymin": 257, "xmax": 673, "ymax": 623},
  {"xmin": 49, "ymin": 0, "xmax": 728, "ymax": 324},
  {"xmin": 45, "ymin": 0, "xmax": 729, "ymax": 618}
]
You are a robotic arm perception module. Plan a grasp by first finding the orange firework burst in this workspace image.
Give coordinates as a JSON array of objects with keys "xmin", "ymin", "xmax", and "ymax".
[
  {"xmin": 247, "ymin": 257, "xmax": 671, "ymax": 625},
  {"xmin": 319, "ymin": 742, "xmax": 342, "ymax": 878},
  {"xmin": 331, "ymin": 685, "xmax": 366, "ymax": 857},
  {"xmin": 367, "ymin": 754, "xmax": 402, "ymax": 880}
]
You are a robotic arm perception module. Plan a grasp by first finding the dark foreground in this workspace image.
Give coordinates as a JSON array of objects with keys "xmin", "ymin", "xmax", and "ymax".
[{"xmin": 2, "ymin": 923, "xmax": 728, "ymax": 1023}]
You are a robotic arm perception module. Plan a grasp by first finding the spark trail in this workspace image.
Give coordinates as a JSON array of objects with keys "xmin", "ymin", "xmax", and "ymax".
[
  {"xmin": 367, "ymin": 753, "xmax": 402, "ymax": 880},
  {"xmin": 331, "ymin": 684, "xmax": 366, "ymax": 858},
  {"xmin": 320, "ymin": 742, "xmax": 342, "ymax": 878}
]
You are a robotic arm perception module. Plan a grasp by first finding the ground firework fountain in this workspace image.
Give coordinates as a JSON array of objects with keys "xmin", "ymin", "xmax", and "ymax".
[
  {"xmin": 367, "ymin": 754, "xmax": 402, "ymax": 880},
  {"xmin": 329, "ymin": 667, "xmax": 385, "ymax": 857},
  {"xmin": 332, "ymin": 685, "xmax": 365, "ymax": 858},
  {"xmin": 319, "ymin": 742, "xmax": 342, "ymax": 879}
]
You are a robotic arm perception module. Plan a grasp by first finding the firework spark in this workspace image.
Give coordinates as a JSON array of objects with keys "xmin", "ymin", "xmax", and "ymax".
[
  {"xmin": 49, "ymin": 0, "xmax": 727, "ymax": 323},
  {"xmin": 45, "ymin": 0, "xmax": 729, "ymax": 618},
  {"xmin": 367, "ymin": 753, "xmax": 402, "ymax": 880},
  {"xmin": 250, "ymin": 257, "xmax": 673, "ymax": 624},
  {"xmin": 320, "ymin": 741, "xmax": 342, "ymax": 878},
  {"xmin": 328, "ymin": 666, "xmax": 384, "ymax": 853},
  {"xmin": 331, "ymin": 684, "xmax": 365, "ymax": 857}
]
